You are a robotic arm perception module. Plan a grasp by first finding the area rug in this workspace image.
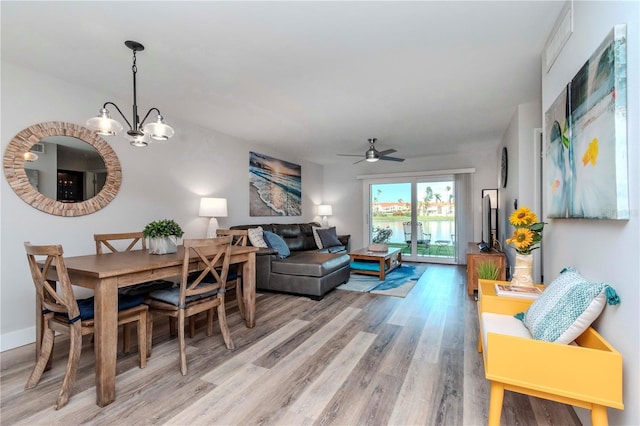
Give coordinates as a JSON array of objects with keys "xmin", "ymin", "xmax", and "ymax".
[{"xmin": 337, "ymin": 264, "xmax": 427, "ymax": 298}]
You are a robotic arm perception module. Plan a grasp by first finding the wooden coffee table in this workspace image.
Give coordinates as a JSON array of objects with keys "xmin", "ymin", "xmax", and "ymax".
[{"xmin": 349, "ymin": 247, "xmax": 402, "ymax": 280}]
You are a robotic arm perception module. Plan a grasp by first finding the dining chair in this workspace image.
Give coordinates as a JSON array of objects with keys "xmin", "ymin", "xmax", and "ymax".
[
  {"xmin": 93, "ymin": 232, "xmax": 173, "ymax": 353},
  {"xmin": 185, "ymin": 229, "xmax": 248, "ymax": 338},
  {"xmin": 24, "ymin": 242, "xmax": 148, "ymax": 410},
  {"xmin": 146, "ymin": 237, "xmax": 235, "ymax": 375},
  {"xmin": 216, "ymin": 229, "xmax": 248, "ymax": 319}
]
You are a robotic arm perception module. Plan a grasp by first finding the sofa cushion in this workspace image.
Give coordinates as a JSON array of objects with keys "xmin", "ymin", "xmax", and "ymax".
[
  {"xmin": 316, "ymin": 226, "xmax": 342, "ymax": 248},
  {"xmin": 519, "ymin": 267, "xmax": 620, "ymax": 344},
  {"xmin": 312, "ymin": 226, "xmax": 329, "ymax": 248},
  {"xmin": 271, "ymin": 252, "xmax": 350, "ymax": 277},
  {"xmin": 248, "ymin": 226, "xmax": 268, "ymax": 248},
  {"xmin": 263, "ymin": 231, "xmax": 290, "ymax": 259}
]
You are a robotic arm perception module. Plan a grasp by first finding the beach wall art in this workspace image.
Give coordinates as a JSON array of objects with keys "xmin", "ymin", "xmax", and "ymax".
[
  {"xmin": 545, "ymin": 24, "xmax": 628, "ymax": 220},
  {"xmin": 249, "ymin": 151, "xmax": 302, "ymax": 216}
]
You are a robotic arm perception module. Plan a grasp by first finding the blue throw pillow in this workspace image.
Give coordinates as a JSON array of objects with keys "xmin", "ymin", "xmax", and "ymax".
[
  {"xmin": 262, "ymin": 231, "xmax": 290, "ymax": 259},
  {"xmin": 516, "ymin": 267, "xmax": 620, "ymax": 344}
]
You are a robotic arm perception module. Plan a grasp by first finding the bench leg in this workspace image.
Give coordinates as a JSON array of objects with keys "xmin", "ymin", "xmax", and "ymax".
[
  {"xmin": 488, "ymin": 381, "xmax": 504, "ymax": 426},
  {"xmin": 591, "ymin": 405, "xmax": 608, "ymax": 426}
]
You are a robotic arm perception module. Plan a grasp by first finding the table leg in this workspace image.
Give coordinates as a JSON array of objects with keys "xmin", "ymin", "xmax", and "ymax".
[
  {"xmin": 242, "ymin": 252, "xmax": 256, "ymax": 328},
  {"xmin": 379, "ymin": 258, "xmax": 386, "ymax": 281},
  {"xmin": 94, "ymin": 278, "xmax": 118, "ymax": 407}
]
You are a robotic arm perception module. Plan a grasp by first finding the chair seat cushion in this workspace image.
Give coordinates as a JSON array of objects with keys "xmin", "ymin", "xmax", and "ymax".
[
  {"xmin": 118, "ymin": 279, "xmax": 174, "ymax": 297},
  {"xmin": 76, "ymin": 295, "xmax": 144, "ymax": 321},
  {"xmin": 149, "ymin": 283, "xmax": 219, "ymax": 306}
]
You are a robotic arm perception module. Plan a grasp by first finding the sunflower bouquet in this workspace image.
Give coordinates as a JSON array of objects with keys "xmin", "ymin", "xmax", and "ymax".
[{"xmin": 506, "ymin": 206, "xmax": 545, "ymax": 255}]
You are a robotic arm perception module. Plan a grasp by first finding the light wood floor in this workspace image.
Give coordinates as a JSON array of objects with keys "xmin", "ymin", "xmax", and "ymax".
[{"xmin": 1, "ymin": 264, "xmax": 581, "ymax": 425}]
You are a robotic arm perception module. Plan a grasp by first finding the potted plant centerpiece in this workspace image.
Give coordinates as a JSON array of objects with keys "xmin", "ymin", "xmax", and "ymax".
[{"xmin": 143, "ymin": 219, "xmax": 184, "ymax": 254}]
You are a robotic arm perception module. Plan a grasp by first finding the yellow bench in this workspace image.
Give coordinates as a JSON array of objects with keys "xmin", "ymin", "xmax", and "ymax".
[{"xmin": 477, "ymin": 279, "xmax": 623, "ymax": 426}]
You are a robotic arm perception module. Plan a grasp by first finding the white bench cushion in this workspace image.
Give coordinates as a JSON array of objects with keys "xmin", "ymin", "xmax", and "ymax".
[{"xmin": 481, "ymin": 312, "xmax": 532, "ymax": 357}]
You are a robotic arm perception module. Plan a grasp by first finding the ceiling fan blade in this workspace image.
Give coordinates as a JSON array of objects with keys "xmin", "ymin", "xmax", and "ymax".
[
  {"xmin": 380, "ymin": 156, "xmax": 405, "ymax": 162},
  {"xmin": 352, "ymin": 158, "xmax": 366, "ymax": 164},
  {"xmin": 377, "ymin": 148, "xmax": 397, "ymax": 156},
  {"xmin": 337, "ymin": 153, "xmax": 364, "ymax": 157}
]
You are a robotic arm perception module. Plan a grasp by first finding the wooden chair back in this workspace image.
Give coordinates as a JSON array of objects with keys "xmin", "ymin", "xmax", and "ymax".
[
  {"xmin": 216, "ymin": 229, "xmax": 248, "ymax": 247},
  {"xmin": 94, "ymin": 232, "xmax": 146, "ymax": 254},
  {"xmin": 24, "ymin": 242, "xmax": 80, "ymax": 322},
  {"xmin": 180, "ymin": 237, "xmax": 232, "ymax": 306}
]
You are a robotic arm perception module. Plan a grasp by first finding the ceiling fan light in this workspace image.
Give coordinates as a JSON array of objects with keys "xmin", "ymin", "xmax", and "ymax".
[
  {"xmin": 143, "ymin": 114, "xmax": 175, "ymax": 141},
  {"xmin": 86, "ymin": 108, "xmax": 124, "ymax": 136},
  {"xmin": 365, "ymin": 148, "xmax": 379, "ymax": 162}
]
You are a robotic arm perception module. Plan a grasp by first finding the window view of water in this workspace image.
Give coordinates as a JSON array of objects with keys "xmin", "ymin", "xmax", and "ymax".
[
  {"xmin": 370, "ymin": 180, "xmax": 455, "ymax": 259},
  {"xmin": 372, "ymin": 220, "xmax": 455, "ymax": 244}
]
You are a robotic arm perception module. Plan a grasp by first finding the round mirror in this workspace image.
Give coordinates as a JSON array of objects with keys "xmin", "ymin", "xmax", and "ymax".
[{"xmin": 3, "ymin": 121, "xmax": 121, "ymax": 216}]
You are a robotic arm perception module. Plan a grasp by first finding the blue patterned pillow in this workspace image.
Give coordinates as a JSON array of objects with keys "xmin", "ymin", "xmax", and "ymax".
[
  {"xmin": 517, "ymin": 267, "xmax": 620, "ymax": 344},
  {"xmin": 262, "ymin": 231, "xmax": 290, "ymax": 259}
]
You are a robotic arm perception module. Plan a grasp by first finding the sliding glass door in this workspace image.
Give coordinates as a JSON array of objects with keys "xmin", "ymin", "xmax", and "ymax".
[{"xmin": 368, "ymin": 177, "xmax": 456, "ymax": 263}]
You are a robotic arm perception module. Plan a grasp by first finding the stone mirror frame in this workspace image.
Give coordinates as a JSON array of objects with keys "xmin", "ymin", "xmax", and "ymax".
[{"xmin": 3, "ymin": 121, "xmax": 122, "ymax": 216}]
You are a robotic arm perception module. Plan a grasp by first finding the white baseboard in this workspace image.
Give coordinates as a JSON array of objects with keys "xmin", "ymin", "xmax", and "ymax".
[{"xmin": 1, "ymin": 326, "xmax": 36, "ymax": 352}]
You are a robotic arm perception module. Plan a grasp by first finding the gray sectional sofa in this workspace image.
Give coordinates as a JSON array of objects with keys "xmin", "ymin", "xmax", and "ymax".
[{"xmin": 229, "ymin": 222, "xmax": 351, "ymax": 299}]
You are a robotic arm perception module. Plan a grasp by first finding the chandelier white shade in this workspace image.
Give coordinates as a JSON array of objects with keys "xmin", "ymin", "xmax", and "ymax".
[
  {"xmin": 86, "ymin": 40, "xmax": 174, "ymax": 147},
  {"xmin": 86, "ymin": 108, "xmax": 124, "ymax": 136},
  {"xmin": 199, "ymin": 197, "xmax": 228, "ymax": 238}
]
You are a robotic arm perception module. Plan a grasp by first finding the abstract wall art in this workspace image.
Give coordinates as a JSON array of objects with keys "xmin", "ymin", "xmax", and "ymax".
[
  {"xmin": 249, "ymin": 151, "xmax": 302, "ymax": 216},
  {"xmin": 545, "ymin": 24, "xmax": 628, "ymax": 219}
]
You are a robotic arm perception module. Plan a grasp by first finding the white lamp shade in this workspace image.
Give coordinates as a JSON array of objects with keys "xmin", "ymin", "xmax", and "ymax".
[
  {"xmin": 317, "ymin": 204, "xmax": 333, "ymax": 216},
  {"xmin": 199, "ymin": 197, "xmax": 228, "ymax": 217}
]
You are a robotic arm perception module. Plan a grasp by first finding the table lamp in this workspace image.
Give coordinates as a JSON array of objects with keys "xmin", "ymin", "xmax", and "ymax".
[
  {"xmin": 317, "ymin": 204, "xmax": 332, "ymax": 227},
  {"xmin": 199, "ymin": 197, "xmax": 228, "ymax": 238}
]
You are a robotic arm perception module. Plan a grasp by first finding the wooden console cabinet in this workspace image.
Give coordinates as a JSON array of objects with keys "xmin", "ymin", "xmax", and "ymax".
[{"xmin": 466, "ymin": 242, "xmax": 506, "ymax": 295}]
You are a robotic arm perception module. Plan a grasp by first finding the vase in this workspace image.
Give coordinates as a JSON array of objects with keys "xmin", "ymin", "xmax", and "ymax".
[
  {"xmin": 511, "ymin": 253, "xmax": 534, "ymax": 287},
  {"xmin": 149, "ymin": 236, "xmax": 178, "ymax": 255}
]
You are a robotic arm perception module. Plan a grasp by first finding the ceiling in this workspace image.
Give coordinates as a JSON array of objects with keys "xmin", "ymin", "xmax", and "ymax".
[{"xmin": 1, "ymin": 1, "xmax": 564, "ymax": 166}]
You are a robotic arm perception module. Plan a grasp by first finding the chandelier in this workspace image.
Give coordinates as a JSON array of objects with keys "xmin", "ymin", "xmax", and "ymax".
[{"xmin": 86, "ymin": 41, "xmax": 174, "ymax": 147}]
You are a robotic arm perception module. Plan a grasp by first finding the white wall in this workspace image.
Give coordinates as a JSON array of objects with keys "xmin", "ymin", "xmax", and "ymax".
[
  {"xmin": 541, "ymin": 2, "xmax": 639, "ymax": 425},
  {"xmin": 498, "ymin": 101, "xmax": 542, "ymax": 281},
  {"xmin": 0, "ymin": 62, "xmax": 324, "ymax": 350},
  {"xmin": 324, "ymin": 143, "xmax": 501, "ymax": 257}
]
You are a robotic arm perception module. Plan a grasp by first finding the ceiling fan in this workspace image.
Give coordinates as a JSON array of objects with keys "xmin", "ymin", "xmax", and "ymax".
[{"xmin": 337, "ymin": 138, "xmax": 405, "ymax": 164}]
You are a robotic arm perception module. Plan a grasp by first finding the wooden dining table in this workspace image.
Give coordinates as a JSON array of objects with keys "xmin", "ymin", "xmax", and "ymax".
[{"xmin": 39, "ymin": 244, "xmax": 258, "ymax": 407}]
